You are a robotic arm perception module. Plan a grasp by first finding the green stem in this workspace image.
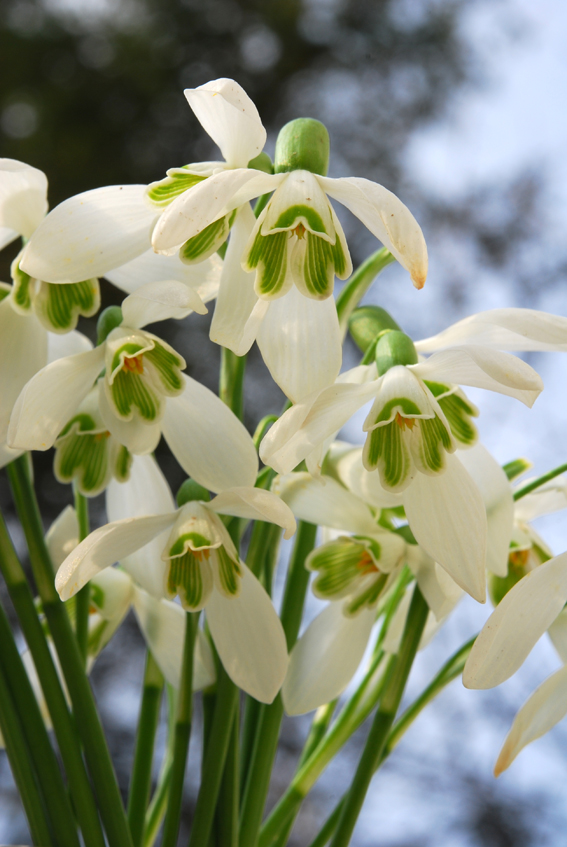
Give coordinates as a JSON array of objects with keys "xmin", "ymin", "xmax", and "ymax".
[
  {"xmin": 0, "ymin": 597, "xmax": 80, "ymax": 847},
  {"xmin": 253, "ymin": 415, "xmax": 279, "ymax": 450},
  {"xmin": 220, "ymin": 347, "xmax": 246, "ymax": 421},
  {"xmin": 513, "ymin": 462, "xmax": 567, "ymax": 501},
  {"xmin": 7, "ymin": 455, "xmax": 134, "ymax": 847},
  {"xmin": 215, "ymin": 703, "xmax": 240, "ymax": 847},
  {"xmin": 188, "ymin": 664, "xmax": 239, "ymax": 847},
  {"xmin": 329, "ymin": 586, "xmax": 429, "ymax": 847},
  {"xmin": 0, "ymin": 658, "xmax": 53, "ymax": 846},
  {"xmin": 143, "ymin": 685, "xmax": 177, "ymax": 847},
  {"xmin": 0, "ymin": 513, "xmax": 106, "ymax": 847},
  {"xmin": 308, "ymin": 634, "xmax": 477, "ymax": 847},
  {"xmin": 161, "ymin": 611, "xmax": 198, "ymax": 847},
  {"xmin": 239, "ymin": 522, "xmax": 317, "ymax": 847},
  {"xmin": 74, "ymin": 487, "xmax": 90, "ymax": 664},
  {"xmin": 128, "ymin": 651, "xmax": 165, "ymax": 847},
  {"xmin": 335, "ymin": 248, "xmax": 396, "ymax": 339}
]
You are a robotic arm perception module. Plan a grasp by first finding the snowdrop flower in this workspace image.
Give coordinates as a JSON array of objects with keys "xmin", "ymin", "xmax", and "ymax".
[
  {"xmin": 7, "ymin": 281, "xmax": 248, "ymax": 481},
  {"xmin": 55, "ymin": 454, "xmax": 296, "ymax": 703},
  {"xmin": 463, "ymin": 478, "xmax": 567, "ymax": 773},
  {"xmin": 274, "ymin": 470, "xmax": 462, "ymax": 713}
]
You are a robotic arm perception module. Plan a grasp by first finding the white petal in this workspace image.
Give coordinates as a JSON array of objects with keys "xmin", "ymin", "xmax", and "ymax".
[
  {"xmin": 151, "ymin": 169, "xmax": 279, "ymax": 255},
  {"xmin": 105, "ymin": 248, "xmax": 222, "ymax": 303},
  {"xmin": 0, "ymin": 441, "xmax": 23, "ymax": 470},
  {"xmin": 20, "ymin": 185, "xmax": 158, "ymax": 283},
  {"xmin": 161, "ymin": 374, "xmax": 258, "ymax": 493},
  {"xmin": 319, "ymin": 175, "xmax": 428, "ymax": 289},
  {"xmin": 45, "ymin": 506, "xmax": 79, "ymax": 571},
  {"xmin": 416, "ymin": 308, "xmax": 567, "ymax": 353},
  {"xmin": 282, "ymin": 603, "xmax": 375, "ymax": 715},
  {"xmin": 515, "ymin": 478, "xmax": 567, "ymax": 522},
  {"xmin": 185, "ymin": 78, "xmax": 266, "ymax": 168},
  {"xmin": 406, "ymin": 547, "xmax": 463, "ymax": 621},
  {"xmin": 260, "ymin": 381, "xmax": 379, "ymax": 475},
  {"xmin": 256, "ymin": 285, "xmax": 342, "ymax": 403},
  {"xmin": 209, "ymin": 487, "xmax": 296, "ymax": 539},
  {"xmin": 0, "ymin": 158, "xmax": 48, "ymax": 238},
  {"xmin": 411, "ymin": 346, "xmax": 543, "ymax": 407},
  {"xmin": 106, "ymin": 454, "xmax": 176, "ymax": 597},
  {"xmin": 47, "ymin": 329, "xmax": 93, "ymax": 363},
  {"xmin": 121, "ymin": 280, "xmax": 207, "ymax": 328},
  {"xmin": 8, "ymin": 345, "xmax": 106, "ymax": 451},
  {"xmin": 206, "ymin": 565, "xmax": 288, "ymax": 702},
  {"xmin": 55, "ymin": 512, "xmax": 176, "ymax": 601},
  {"xmin": 457, "ymin": 444, "xmax": 514, "ymax": 578},
  {"xmin": 273, "ymin": 471, "xmax": 380, "ymax": 535},
  {"xmin": 463, "ymin": 551, "xmax": 567, "ymax": 689},
  {"xmin": 97, "ymin": 381, "xmax": 161, "ymax": 454},
  {"xmin": 209, "ymin": 204, "xmax": 265, "ymax": 355},
  {"xmin": 548, "ymin": 609, "xmax": 567, "ymax": 663},
  {"xmin": 327, "ymin": 442, "xmax": 404, "ymax": 510},
  {"xmin": 0, "ymin": 300, "xmax": 47, "ymax": 442},
  {"xmin": 403, "ymin": 455, "xmax": 487, "ymax": 603},
  {"xmin": 0, "ymin": 226, "xmax": 19, "ymax": 250},
  {"xmin": 132, "ymin": 586, "xmax": 215, "ymax": 690},
  {"xmin": 90, "ymin": 566, "xmax": 133, "ymax": 623},
  {"xmin": 494, "ymin": 664, "xmax": 567, "ymax": 775}
]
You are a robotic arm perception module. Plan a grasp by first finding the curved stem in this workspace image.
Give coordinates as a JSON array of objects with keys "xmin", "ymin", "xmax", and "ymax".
[
  {"xmin": 513, "ymin": 462, "xmax": 567, "ymax": 501},
  {"xmin": 73, "ymin": 487, "xmax": 90, "ymax": 664},
  {"xmin": 335, "ymin": 248, "xmax": 396, "ymax": 339}
]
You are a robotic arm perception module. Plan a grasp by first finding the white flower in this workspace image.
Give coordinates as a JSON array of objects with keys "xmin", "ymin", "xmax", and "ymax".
[{"xmin": 55, "ymin": 454, "xmax": 296, "ymax": 703}]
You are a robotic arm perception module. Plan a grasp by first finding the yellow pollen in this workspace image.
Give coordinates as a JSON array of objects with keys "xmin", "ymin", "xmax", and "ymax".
[
  {"xmin": 94, "ymin": 431, "xmax": 111, "ymax": 442},
  {"xmin": 293, "ymin": 222, "xmax": 307, "ymax": 239},
  {"xmin": 395, "ymin": 412, "xmax": 415, "ymax": 430},
  {"xmin": 509, "ymin": 549, "xmax": 529, "ymax": 569},
  {"xmin": 357, "ymin": 550, "xmax": 379, "ymax": 575},
  {"xmin": 192, "ymin": 548, "xmax": 211, "ymax": 562},
  {"xmin": 123, "ymin": 355, "xmax": 144, "ymax": 375}
]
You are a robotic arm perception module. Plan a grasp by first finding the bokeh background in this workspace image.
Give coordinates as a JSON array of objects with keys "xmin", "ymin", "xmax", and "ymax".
[{"xmin": 2, "ymin": 0, "xmax": 567, "ymax": 843}]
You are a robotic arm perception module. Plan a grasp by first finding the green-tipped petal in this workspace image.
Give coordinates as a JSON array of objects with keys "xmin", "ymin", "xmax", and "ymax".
[
  {"xmin": 146, "ymin": 169, "xmax": 207, "ymax": 208},
  {"xmin": 180, "ymin": 212, "xmax": 233, "ymax": 264},
  {"xmin": 34, "ymin": 279, "xmax": 100, "ymax": 333}
]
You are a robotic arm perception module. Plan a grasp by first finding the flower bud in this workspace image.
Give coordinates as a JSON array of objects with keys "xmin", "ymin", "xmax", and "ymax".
[
  {"xmin": 274, "ymin": 118, "xmax": 330, "ymax": 177},
  {"xmin": 176, "ymin": 478, "xmax": 211, "ymax": 506},
  {"xmin": 348, "ymin": 305, "xmax": 401, "ymax": 354},
  {"xmin": 375, "ymin": 330, "xmax": 418, "ymax": 376},
  {"xmin": 97, "ymin": 305, "xmax": 123, "ymax": 345}
]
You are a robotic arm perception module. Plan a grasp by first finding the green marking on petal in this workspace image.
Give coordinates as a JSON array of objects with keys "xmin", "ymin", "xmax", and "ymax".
[
  {"xmin": 365, "ymin": 420, "xmax": 412, "ymax": 490},
  {"xmin": 54, "ymin": 423, "xmax": 112, "ymax": 496},
  {"xmin": 417, "ymin": 415, "xmax": 453, "ymax": 474},
  {"xmin": 272, "ymin": 204, "xmax": 328, "ymax": 235},
  {"xmin": 146, "ymin": 170, "xmax": 207, "ymax": 208},
  {"xmin": 437, "ymin": 392, "xmax": 478, "ymax": 446},
  {"xmin": 0, "ymin": 284, "xmax": 11, "ymax": 303},
  {"xmin": 11, "ymin": 260, "xmax": 33, "ymax": 313},
  {"xmin": 372, "ymin": 397, "xmax": 422, "ymax": 426},
  {"xmin": 34, "ymin": 279, "xmax": 100, "ymax": 332},
  {"xmin": 307, "ymin": 537, "xmax": 379, "ymax": 600},
  {"xmin": 180, "ymin": 211, "xmax": 234, "ymax": 264},
  {"xmin": 169, "ymin": 532, "xmax": 211, "ymax": 557},
  {"xmin": 345, "ymin": 572, "xmax": 388, "ymax": 616},
  {"xmin": 167, "ymin": 551, "xmax": 210, "ymax": 610},
  {"xmin": 247, "ymin": 230, "xmax": 288, "ymax": 297},
  {"xmin": 216, "ymin": 546, "xmax": 242, "ymax": 597},
  {"xmin": 110, "ymin": 369, "xmax": 160, "ymax": 421},
  {"xmin": 144, "ymin": 341, "xmax": 184, "ymax": 395},
  {"xmin": 302, "ymin": 232, "xmax": 335, "ymax": 298},
  {"xmin": 113, "ymin": 444, "xmax": 132, "ymax": 482},
  {"xmin": 58, "ymin": 413, "xmax": 98, "ymax": 439},
  {"xmin": 110, "ymin": 342, "xmax": 146, "ymax": 376}
]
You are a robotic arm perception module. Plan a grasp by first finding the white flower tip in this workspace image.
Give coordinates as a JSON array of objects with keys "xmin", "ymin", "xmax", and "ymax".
[
  {"xmin": 411, "ymin": 268, "xmax": 427, "ymax": 290},
  {"xmin": 493, "ymin": 750, "xmax": 510, "ymax": 777}
]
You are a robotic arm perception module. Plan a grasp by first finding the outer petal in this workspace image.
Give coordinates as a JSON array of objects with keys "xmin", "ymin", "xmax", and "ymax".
[
  {"xmin": 515, "ymin": 478, "xmax": 567, "ymax": 522},
  {"xmin": 494, "ymin": 664, "xmax": 567, "ymax": 775},
  {"xmin": 45, "ymin": 506, "xmax": 79, "ymax": 571},
  {"xmin": 319, "ymin": 175, "xmax": 428, "ymax": 289},
  {"xmin": 0, "ymin": 442, "xmax": 23, "ymax": 470},
  {"xmin": 152, "ymin": 169, "xmax": 280, "ymax": 255},
  {"xmin": 47, "ymin": 329, "xmax": 92, "ymax": 363},
  {"xmin": 107, "ymin": 454, "xmax": 176, "ymax": 597},
  {"xmin": 416, "ymin": 308, "xmax": 567, "ymax": 353},
  {"xmin": 547, "ymin": 609, "xmax": 567, "ymax": 663},
  {"xmin": 411, "ymin": 346, "xmax": 543, "ymax": 407},
  {"xmin": 463, "ymin": 551, "xmax": 567, "ymax": 689},
  {"xmin": 0, "ymin": 226, "xmax": 18, "ymax": 250},
  {"xmin": 20, "ymin": 185, "xmax": 159, "ymax": 283},
  {"xmin": 0, "ymin": 158, "xmax": 48, "ymax": 238},
  {"xmin": 457, "ymin": 444, "xmax": 514, "ymax": 578},
  {"xmin": 406, "ymin": 547, "xmax": 463, "ymax": 621},
  {"xmin": 121, "ymin": 280, "xmax": 207, "ymax": 328},
  {"xmin": 132, "ymin": 585, "xmax": 215, "ymax": 690},
  {"xmin": 326, "ymin": 442, "xmax": 403, "ymax": 510},
  {"xmin": 210, "ymin": 204, "xmax": 266, "ymax": 355},
  {"xmin": 162, "ymin": 374, "xmax": 258, "ymax": 493},
  {"xmin": 8, "ymin": 345, "xmax": 106, "ymax": 451},
  {"xmin": 403, "ymin": 454, "xmax": 487, "ymax": 603},
  {"xmin": 105, "ymin": 248, "xmax": 222, "ymax": 303},
  {"xmin": 260, "ymin": 381, "xmax": 379, "ymax": 475},
  {"xmin": 209, "ymin": 487, "xmax": 296, "ymax": 540},
  {"xmin": 206, "ymin": 564, "xmax": 288, "ymax": 702},
  {"xmin": 273, "ymin": 471, "xmax": 381, "ymax": 536},
  {"xmin": 282, "ymin": 603, "xmax": 376, "ymax": 714},
  {"xmin": 0, "ymin": 299, "xmax": 47, "ymax": 442},
  {"xmin": 185, "ymin": 78, "xmax": 266, "ymax": 169},
  {"xmin": 55, "ymin": 512, "xmax": 177, "ymax": 601},
  {"xmin": 256, "ymin": 284, "xmax": 342, "ymax": 403}
]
